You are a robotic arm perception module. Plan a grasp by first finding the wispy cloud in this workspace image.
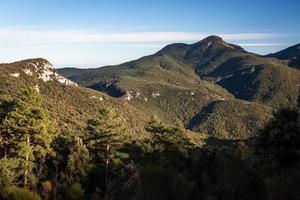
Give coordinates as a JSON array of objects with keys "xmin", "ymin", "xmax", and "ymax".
[
  {"xmin": 0, "ymin": 28, "xmax": 276, "ymax": 45},
  {"xmin": 117, "ymin": 44, "xmax": 164, "ymax": 48},
  {"xmin": 237, "ymin": 43, "xmax": 286, "ymax": 47}
]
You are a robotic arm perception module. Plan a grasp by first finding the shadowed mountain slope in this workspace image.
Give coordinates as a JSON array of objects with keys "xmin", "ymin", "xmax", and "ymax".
[{"xmin": 267, "ymin": 43, "xmax": 300, "ymax": 68}]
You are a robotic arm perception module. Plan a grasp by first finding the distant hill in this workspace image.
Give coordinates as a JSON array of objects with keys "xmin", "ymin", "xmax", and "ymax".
[
  {"xmin": 155, "ymin": 36, "xmax": 300, "ymax": 108},
  {"xmin": 0, "ymin": 58, "xmax": 149, "ymax": 139},
  {"xmin": 267, "ymin": 43, "xmax": 300, "ymax": 68},
  {"xmin": 58, "ymin": 36, "xmax": 300, "ymax": 139}
]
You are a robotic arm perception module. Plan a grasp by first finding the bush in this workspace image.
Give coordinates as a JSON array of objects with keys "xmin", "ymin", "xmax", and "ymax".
[
  {"xmin": 4, "ymin": 186, "xmax": 41, "ymax": 200},
  {"xmin": 0, "ymin": 158, "xmax": 19, "ymax": 191},
  {"xmin": 65, "ymin": 182, "xmax": 84, "ymax": 200}
]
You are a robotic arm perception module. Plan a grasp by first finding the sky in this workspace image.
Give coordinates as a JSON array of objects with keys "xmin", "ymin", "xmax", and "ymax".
[{"xmin": 0, "ymin": 0, "xmax": 300, "ymax": 68}]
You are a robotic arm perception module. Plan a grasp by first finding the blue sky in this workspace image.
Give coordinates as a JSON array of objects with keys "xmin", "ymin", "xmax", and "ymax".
[{"xmin": 0, "ymin": 0, "xmax": 300, "ymax": 68}]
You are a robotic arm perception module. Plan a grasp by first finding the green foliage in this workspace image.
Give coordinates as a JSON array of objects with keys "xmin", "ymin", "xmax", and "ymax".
[
  {"xmin": 57, "ymin": 36, "xmax": 299, "ymax": 139},
  {"xmin": 65, "ymin": 182, "xmax": 84, "ymax": 200},
  {"xmin": 85, "ymin": 107, "xmax": 126, "ymax": 159},
  {"xmin": 253, "ymin": 101, "xmax": 300, "ymax": 199},
  {"xmin": 193, "ymin": 146, "xmax": 264, "ymax": 200},
  {"xmin": 2, "ymin": 40, "xmax": 300, "ymax": 199},
  {"xmin": 0, "ymin": 99, "xmax": 16, "ymax": 158},
  {"xmin": 67, "ymin": 136, "xmax": 92, "ymax": 183},
  {"xmin": 4, "ymin": 186, "xmax": 41, "ymax": 200},
  {"xmin": 258, "ymin": 108, "xmax": 300, "ymax": 165},
  {"xmin": 0, "ymin": 158, "xmax": 20, "ymax": 191},
  {"xmin": 145, "ymin": 115, "xmax": 182, "ymax": 144},
  {"xmin": 143, "ymin": 116, "xmax": 195, "ymax": 176},
  {"xmin": 145, "ymin": 115, "xmax": 194, "ymax": 153},
  {"xmin": 196, "ymin": 100, "xmax": 272, "ymax": 139},
  {"xmin": 85, "ymin": 107, "xmax": 127, "ymax": 199},
  {"xmin": 3, "ymin": 87, "xmax": 57, "ymax": 187}
]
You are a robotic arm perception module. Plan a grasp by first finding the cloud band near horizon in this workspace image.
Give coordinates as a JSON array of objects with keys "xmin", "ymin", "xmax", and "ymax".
[{"xmin": 0, "ymin": 28, "xmax": 277, "ymax": 45}]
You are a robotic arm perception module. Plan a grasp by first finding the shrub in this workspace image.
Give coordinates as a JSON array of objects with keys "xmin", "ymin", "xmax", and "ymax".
[
  {"xmin": 0, "ymin": 158, "xmax": 19, "ymax": 191},
  {"xmin": 4, "ymin": 186, "xmax": 41, "ymax": 200},
  {"xmin": 65, "ymin": 182, "xmax": 84, "ymax": 200}
]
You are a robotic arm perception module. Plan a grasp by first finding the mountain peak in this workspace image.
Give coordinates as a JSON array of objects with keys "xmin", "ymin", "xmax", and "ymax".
[
  {"xmin": 191, "ymin": 35, "xmax": 245, "ymax": 52},
  {"xmin": 202, "ymin": 35, "xmax": 223, "ymax": 42},
  {"xmin": 191, "ymin": 35, "xmax": 223, "ymax": 47}
]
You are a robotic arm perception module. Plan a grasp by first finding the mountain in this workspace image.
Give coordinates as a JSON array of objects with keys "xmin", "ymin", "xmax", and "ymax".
[
  {"xmin": 267, "ymin": 43, "xmax": 300, "ymax": 68},
  {"xmin": 3, "ymin": 36, "xmax": 298, "ymax": 140},
  {"xmin": 0, "ymin": 58, "xmax": 149, "ymax": 139},
  {"xmin": 156, "ymin": 36, "xmax": 300, "ymax": 108},
  {"xmin": 2, "ymin": 42, "xmax": 298, "ymax": 200},
  {"xmin": 58, "ymin": 36, "xmax": 300, "ymax": 139}
]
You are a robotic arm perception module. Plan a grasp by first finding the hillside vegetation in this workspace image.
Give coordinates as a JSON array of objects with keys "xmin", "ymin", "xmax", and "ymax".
[
  {"xmin": 267, "ymin": 43, "xmax": 300, "ymax": 68},
  {"xmin": 1, "ymin": 35, "xmax": 300, "ymax": 200},
  {"xmin": 0, "ymin": 58, "xmax": 149, "ymax": 139},
  {"xmin": 59, "ymin": 36, "xmax": 300, "ymax": 139}
]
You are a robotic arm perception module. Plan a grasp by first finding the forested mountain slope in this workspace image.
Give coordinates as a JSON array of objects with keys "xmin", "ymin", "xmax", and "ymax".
[
  {"xmin": 0, "ymin": 58, "xmax": 149, "ymax": 139},
  {"xmin": 57, "ymin": 36, "xmax": 300, "ymax": 139}
]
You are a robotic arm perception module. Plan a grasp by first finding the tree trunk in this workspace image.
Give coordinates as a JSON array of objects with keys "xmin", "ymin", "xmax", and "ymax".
[{"xmin": 24, "ymin": 136, "xmax": 30, "ymax": 188}]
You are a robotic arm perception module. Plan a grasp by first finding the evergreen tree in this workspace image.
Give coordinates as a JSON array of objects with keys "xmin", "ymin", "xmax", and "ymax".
[
  {"xmin": 145, "ymin": 115, "xmax": 192, "ymax": 153},
  {"xmin": 257, "ymin": 108, "xmax": 300, "ymax": 165},
  {"xmin": 3, "ymin": 88, "xmax": 57, "ymax": 188},
  {"xmin": 67, "ymin": 136, "xmax": 92, "ymax": 184},
  {"xmin": 145, "ymin": 115, "xmax": 182, "ymax": 145},
  {"xmin": 85, "ymin": 108, "xmax": 126, "ymax": 200},
  {"xmin": 65, "ymin": 182, "xmax": 84, "ymax": 200},
  {"xmin": 0, "ymin": 158, "xmax": 20, "ymax": 192},
  {"xmin": 0, "ymin": 99, "xmax": 15, "ymax": 158},
  {"xmin": 145, "ymin": 115, "xmax": 194, "ymax": 169}
]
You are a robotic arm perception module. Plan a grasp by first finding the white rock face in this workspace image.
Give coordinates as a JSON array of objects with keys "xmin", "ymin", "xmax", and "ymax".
[
  {"xmin": 151, "ymin": 92, "xmax": 160, "ymax": 98},
  {"xmin": 90, "ymin": 95, "xmax": 103, "ymax": 101},
  {"xmin": 38, "ymin": 64, "xmax": 55, "ymax": 81},
  {"xmin": 125, "ymin": 91, "xmax": 133, "ymax": 101},
  {"xmin": 10, "ymin": 73, "xmax": 20, "ymax": 77},
  {"xmin": 23, "ymin": 69, "xmax": 33, "ymax": 76},
  {"xmin": 55, "ymin": 74, "xmax": 78, "ymax": 86},
  {"xmin": 37, "ymin": 62, "xmax": 78, "ymax": 86},
  {"xmin": 34, "ymin": 84, "xmax": 40, "ymax": 92}
]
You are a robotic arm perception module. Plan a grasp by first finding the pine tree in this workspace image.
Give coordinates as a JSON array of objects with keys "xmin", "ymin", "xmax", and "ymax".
[
  {"xmin": 85, "ymin": 108, "xmax": 126, "ymax": 200},
  {"xmin": 67, "ymin": 136, "xmax": 92, "ymax": 183},
  {"xmin": 145, "ymin": 115, "xmax": 194, "ymax": 166},
  {"xmin": 0, "ymin": 99, "xmax": 15, "ymax": 158},
  {"xmin": 3, "ymin": 88, "xmax": 57, "ymax": 188},
  {"xmin": 145, "ymin": 115, "xmax": 182, "ymax": 145},
  {"xmin": 0, "ymin": 158, "xmax": 20, "ymax": 191}
]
